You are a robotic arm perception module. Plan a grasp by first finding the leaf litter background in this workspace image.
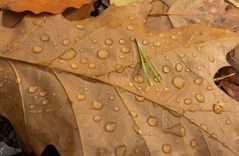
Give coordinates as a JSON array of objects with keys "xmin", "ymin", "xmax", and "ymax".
[{"xmin": 0, "ymin": 0, "xmax": 239, "ymax": 156}]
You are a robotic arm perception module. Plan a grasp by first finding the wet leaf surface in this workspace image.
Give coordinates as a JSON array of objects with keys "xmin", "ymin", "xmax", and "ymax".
[{"xmin": 0, "ymin": 1, "xmax": 239, "ymax": 156}]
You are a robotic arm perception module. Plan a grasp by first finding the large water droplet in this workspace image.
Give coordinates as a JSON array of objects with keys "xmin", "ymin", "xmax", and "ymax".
[
  {"xmin": 213, "ymin": 101, "xmax": 223, "ymax": 114},
  {"xmin": 41, "ymin": 34, "xmax": 50, "ymax": 42},
  {"xmin": 76, "ymin": 94, "xmax": 85, "ymax": 101},
  {"xmin": 162, "ymin": 144, "xmax": 172, "ymax": 153},
  {"xmin": 97, "ymin": 49, "xmax": 109, "ymax": 59},
  {"xmin": 105, "ymin": 122, "xmax": 117, "ymax": 132},
  {"xmin": 32, "ymin": 46, "xmax": 43, "ymax": 53},
  {"xmin": 172, "ymin": 76, "xmax": 185, "ymax": 89},
  {"xmin": 147, "ymin": 116, "xmax": 158, "ymax": 127},
  {"xmin": 59, "ymin": 48, "xmax": 77, "ymax": 60},
  {"xmin": 195, "ymin": 93, "xmax": 204, "ymax": 103},
  {"xmin": 93, "ymin": 115, "xmax": 102, "ymax": 122},
  {"xmin": 115, "ymin": 145, "xmax": 126, "ymax": 156},
  {"xmin": 28, "ymin": 85, "xmax": 38, "ymax": 94},
  {"xmin": 92, "ymin": 100, "xmax": 103, "ymax": 110}
]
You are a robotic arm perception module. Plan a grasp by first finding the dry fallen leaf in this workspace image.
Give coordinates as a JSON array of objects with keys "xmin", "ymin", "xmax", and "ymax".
[
  {"xmin": 0, "ymin": 0, "xmax": 92, "ymax": 14},
  {"xmin": 168, "ymin": 0, "xmax": 239, "ymax": 32},
  {"xmin": 110, "ymin": 0, "xmax": 143, "ymax": 6},
  {"xmin": 0, "ymin": 1, "xmax": 239, "ymax": 156}
]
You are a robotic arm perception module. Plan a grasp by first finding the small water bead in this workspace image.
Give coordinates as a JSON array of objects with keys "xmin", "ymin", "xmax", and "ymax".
[
  {"xmin": 0, "ymin": 82, "xmax": 4, "ymax": 87},
  {"xmin": 41, "ymin": 34, "xmax": 50, "ymax": 42},
  {"xmin": 197, "ymin": 66, "xmax": 202, "ymax": 70},
  {"xmin": 164, "ymin": 87, "xmax": 170, "ymax": 92},
  {"xmin": 40, "ymin": 91, "xmax": 47, "ymax": 97},
  {"xmin": 32, "ymin": 46, "xmax": 43, "ymax": 53},
  {"xmin": 179, "ymin": 54, "xmax": 185, "ymax": 58},
  {"xmin": 195, "ymin": 93, "xmax": 205, "ymax": 103},
  {"xmin": 163, "ymin": 65, "xmax": 170, "ymax": 73},
  {"xmin": 119, "ymin": 39, "xmax": 126, "ymax": 44},
  {"xmin": 121, "ymin": 47, "xmax": 130, "ymax": 53},
  {"xmin": 113, "ymin": 106, "xmax": 120, "ymax": 112},
  {"xmin": 208, "ymin": 56, "xmax": 215, "ymax": 63},
  {"xmin": 147, "ymin": 116, "xmax": 158, "ymax": 127},
  {"xmin": 128, "ymin": 82, "xmax": 134, "ymax": 87},
  {"xmin": 200, "ymin": 124, "xmax": 208, "ymax": 131},
  {"xmin": 162, "ymin": 144, "xmax": 172, "ymax": 153},
  {"xmin": 175, "ymin": 63, "xmax": 183, "ymax": 72},
  {"xmin": 59, "ymin": 48, "xmax": 77, "ymax": 60},
  {"xmin": 92, "ymin": 100, "xmax": 103, "ymax": 110},
  {"xmin": 110, "ymin": 95, "xmax": 115, "ymax": 100},
  {"xmin": 28, "ymin": 85, "xmax": 38, "ymax": 94},
  {"xmin": 172, "ymin": 76, "xmax": 185, "ymax": 89},
  {"xmin": 80, "ymin": 58, "xmax": 88, "ymax": 64},
  {"xmin": 76, "ymin": 24, "xmax": 85, "ymax": 30},
  {"xmin": 93, "ymin": 115, "xmax": 102, "ymax": 122},
  {"xmin": 70, "ymin": 64, "xmax": 78, "ymax": 69},
  {"xmin": 105, "ymin": 39, "xmax": 113, "ymax": 45},
  {"xmin": 42, "ymin": 99, "xmax": 49, "ymax": 105},
  {"xmin": 135, "ymin": 95, "xmax": 145, "ymax": 102},
  {"xmin": 153, "ymin": 41, "xmax": 161, "ymax": 47},
  {"xmin": 133, "ymin": 74, "xmax": 144, "ymax": 83},
  {"xmin": 190, "ymin": 139, "xmax": 198, "ymax": 147},
  {"xmin": 127, "ymin": 25, "xmax": 135, "ymax": 31},
  {"xmin": 206, "ymin": 84, "xmax": 213, "ymax": 90},
  {"xmin": 235, "ymin": 139, "xmax": 239, "ymax": 144},
  {"xmin": 130, "ymin": 112, "xmax": 138, "ymax": 118},
  {"xmin": 115, "ymin": 145, "xmax": 126, "ymax": 156},
  {"xmin": 225, "ymin": 119, "xmax": 231, "ymax": 125},
  {"xmin": 142, "ymin": 40, "xmax": 149, "ymax": 45},
  {"xmin": 194, "ymin": 77, "xmax": 203, "ymax": 85},
  {"xmin": 0, "ymin": 66, "xmax": 4, "ymax": 72},
  {"xmin": 29, "ymin": 104, "xmax": 36, "ymax": 109},
  {"xmin": 105, "ymin": 122, "xmax": 117, "ymax": 132},
  {"xmin": 88, "ymin": 63, "xmax": 96, "ymax": 69},
  {"xmin": 76, "ymin": 94, "xmax": 85, "ymax": 101},
  {"xmin": 184, "ymin": 98, "xmax": 192, "ymax": 105},
  {"xmin": 62, "ymin": 39, "xmax": 70, "ymax": 46},
  {"xmin": 97, "ymin": 49, "xmax": 109, "ymax": 59},
  {"xmin": 192, "ymin": 53, "xmax": 197, "ymax": 57},
  {"xmin": 171, "ymin": 35, "xmax": 178, "ymax": 40}
]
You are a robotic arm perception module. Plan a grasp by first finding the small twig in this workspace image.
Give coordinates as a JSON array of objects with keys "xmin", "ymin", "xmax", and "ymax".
[{"xmin": 214, "ymin": 73, "xmax": 236, "ymax": 82}]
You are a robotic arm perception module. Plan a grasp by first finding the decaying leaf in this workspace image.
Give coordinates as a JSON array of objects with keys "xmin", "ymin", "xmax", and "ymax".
[
  {"xmin": 168, "ymin": 0, "xmax": 239, "ymax": 32},
  {"xmin": 110, "ymin": 0, "xmax": 143, "ymax": 6},
  {"xmin": 0, "ymin": 1, "xmax": 239, "ymax": 156},
  {"xmin": 0, "ymin": 0, "xmax": 92, "ymax": 14}
]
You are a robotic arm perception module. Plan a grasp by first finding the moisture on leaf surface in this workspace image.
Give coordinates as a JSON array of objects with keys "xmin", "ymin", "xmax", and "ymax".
[{"xmin": 0, "ymin": 0, "xmax": 239, "ymax": 156}]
